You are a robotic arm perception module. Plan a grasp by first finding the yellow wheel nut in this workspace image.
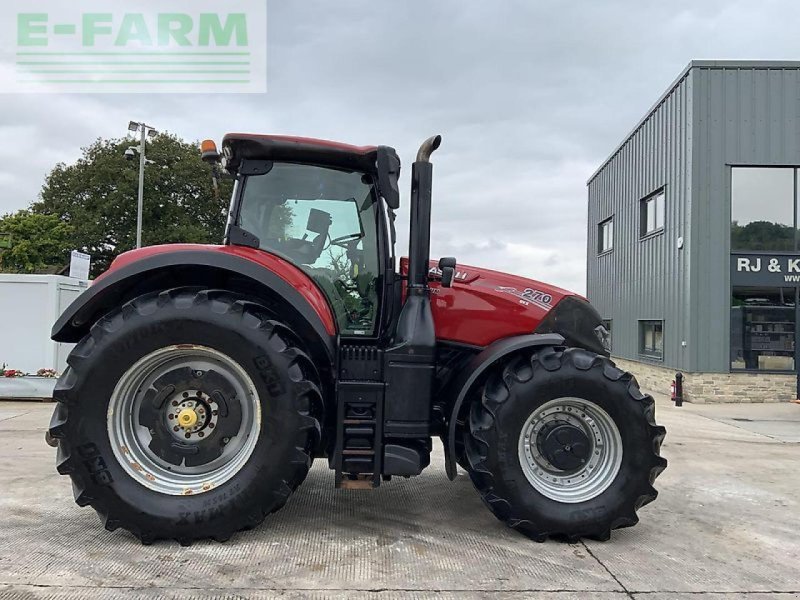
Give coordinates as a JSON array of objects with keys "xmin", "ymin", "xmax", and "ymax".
[{"xmin": 177, "ymin": 408, "xmax": 198, "ymax": 429}]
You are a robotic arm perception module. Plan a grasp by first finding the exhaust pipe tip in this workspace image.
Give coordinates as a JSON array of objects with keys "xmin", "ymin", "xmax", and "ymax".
[{"xmin": 416, "ymin": 135, "xmax": 442, "ymax": 163}]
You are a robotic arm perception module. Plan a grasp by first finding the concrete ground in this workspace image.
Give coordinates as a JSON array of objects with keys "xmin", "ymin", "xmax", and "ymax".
[{"xmin": 0, "ymin": 394, "xmax": 799, "ymax": 599}]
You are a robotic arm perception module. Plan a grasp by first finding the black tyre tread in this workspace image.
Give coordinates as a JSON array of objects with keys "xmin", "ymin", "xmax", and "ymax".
[
  {"xmin": 465, "ymin": 346, "xmax": 667, "ymax": 542},
  {"xmin": 49, "ymin": 287, "xmax": 323, "ymax": 545}
]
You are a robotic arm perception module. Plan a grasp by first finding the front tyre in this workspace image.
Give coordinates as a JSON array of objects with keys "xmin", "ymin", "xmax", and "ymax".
[
  {"xmin": 464, "ymin": 346, "xmax": 666, "ymax": 542},
  {"xmin": 48, "ymin": 288, "xmax": 323, "ymax": 545}
]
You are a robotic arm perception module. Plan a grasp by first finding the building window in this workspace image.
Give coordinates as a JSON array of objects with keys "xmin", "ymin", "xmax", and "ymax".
[
  {"xmin": 731, "ymin": 287, "xmax": 795, "ymax": 371},
  {"xmin": 731, "ymin": 167, "xmax": 795, "ymax": 252},
  {"xmin": 640, "ymin": 190, "xmax": 665, "ymax": 237},
  {"xmin": 639, "ymin": 320, "xmax": 663, "ymax": 360},
  {"xmin": 598, "ymin": 217, "xmax": 613, "ymax": 253}
]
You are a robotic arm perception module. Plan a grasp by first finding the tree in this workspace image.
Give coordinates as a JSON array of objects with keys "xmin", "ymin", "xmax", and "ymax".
[
  {"xmin": 0, "ymin": 210, "xmax": 73, "ymax": 273},
  {"xmin": 33, "ymin": 134, "xmax": 233, "ymax": 276},
  {"xmin": 731, "ymin": 220, "xmax": 795, "ymax": 252}
]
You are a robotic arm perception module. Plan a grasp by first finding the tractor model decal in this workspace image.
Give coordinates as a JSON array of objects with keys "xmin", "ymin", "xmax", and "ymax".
[{"xmin": 495, "ymin": 286, "xmax": 553, "ymax": 310}]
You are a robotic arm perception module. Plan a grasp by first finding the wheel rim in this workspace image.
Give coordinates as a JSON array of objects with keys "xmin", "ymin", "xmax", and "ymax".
[
  {"xmin": 518, "ymin": 397, "xmax": 622, "ymax": 504},
  {"xmin": 108, "ymin": 345, "xmax": 261, "ymax": 496}
]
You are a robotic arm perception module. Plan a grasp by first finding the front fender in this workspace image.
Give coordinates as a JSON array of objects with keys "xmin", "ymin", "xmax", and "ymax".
[
  {"xmin": 52, "ymin": 246, "xmax": 337, "ymax": 365},
  {"xmin": 443, "ymin": 332, "xmax": 565, "ymax": 480}
]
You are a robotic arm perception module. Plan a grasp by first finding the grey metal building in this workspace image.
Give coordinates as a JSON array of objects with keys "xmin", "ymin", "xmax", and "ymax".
[{"xmin": 587, "ymin": 60, "xmax": 800, "ymax": 402}]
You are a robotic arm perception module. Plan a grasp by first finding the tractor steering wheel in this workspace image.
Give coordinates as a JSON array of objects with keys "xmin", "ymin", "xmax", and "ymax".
[
  {"xmin": 327, "ymin": 233, "xmax": 363, "ymax": 249},
  {"xmin": 330, "ymin": 233, "xmax": 363, "ymax": 247}
]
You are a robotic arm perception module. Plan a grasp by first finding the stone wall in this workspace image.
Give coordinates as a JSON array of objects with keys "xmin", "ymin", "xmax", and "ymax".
[
  {"xmin": 611, "ymin": 358, "xmax": 676, "ymax": 399},
  {"xmin": 610, "ymin": 357, "xmax": 796, "ymax": 404}
]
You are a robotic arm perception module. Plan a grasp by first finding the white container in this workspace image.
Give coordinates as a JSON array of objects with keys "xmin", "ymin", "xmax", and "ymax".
[
  {"xmin": 0, "ymin": 274, "xmax": 89, "ymax": 380},
  {"xmin": 0, "ymin": 376, "xmax": 57, "ymax": 400}
]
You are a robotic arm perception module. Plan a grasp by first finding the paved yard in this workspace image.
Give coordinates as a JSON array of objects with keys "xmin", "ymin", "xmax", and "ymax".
[{"xmin": 0, "ymin": 395, "xmax": 798, "ymax": 599}]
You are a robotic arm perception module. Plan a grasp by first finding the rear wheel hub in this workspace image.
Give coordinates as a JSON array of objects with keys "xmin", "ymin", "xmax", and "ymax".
[
  {"xmin": 176, "ymin": 407, "xmax": 199, "ymax": 429},
  {"xmin": 164, "ymin": 390, "xmax": 219, "ymax": 442}
]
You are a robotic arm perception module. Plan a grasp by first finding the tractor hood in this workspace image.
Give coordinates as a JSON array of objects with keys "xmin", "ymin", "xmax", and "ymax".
[{"xmin": 399, "ymin": 258, "xmax": 607, "ymax": 354}]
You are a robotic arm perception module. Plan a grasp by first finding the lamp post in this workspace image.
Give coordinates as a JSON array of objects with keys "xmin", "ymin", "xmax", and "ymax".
[{"xmin": 127, "ymin": 121, "xmax": 158, "ymax": 249}]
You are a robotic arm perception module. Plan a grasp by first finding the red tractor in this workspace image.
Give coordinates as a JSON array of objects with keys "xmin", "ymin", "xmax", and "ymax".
[{"xmin": 48, "ymin": 134, "xmax": 666, "ymax": 545}]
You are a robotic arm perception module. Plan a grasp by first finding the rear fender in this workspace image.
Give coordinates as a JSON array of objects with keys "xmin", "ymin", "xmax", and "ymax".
[
  {"xmin": 443, "ymin": 333, "xmax": 565, "ymax": 480},
  {"xmin": 52, "ymin": 249, "xmax": 337, "ymax": 370}
]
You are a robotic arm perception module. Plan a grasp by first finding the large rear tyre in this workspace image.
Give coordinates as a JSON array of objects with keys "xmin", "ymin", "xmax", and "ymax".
[
  {"xmin": 464, "ymin": 346, "xmax": 666, "ymax": 542},
  {"xmin": 48, "ymin": 288, "xmax": 323, "ymax": 545}
]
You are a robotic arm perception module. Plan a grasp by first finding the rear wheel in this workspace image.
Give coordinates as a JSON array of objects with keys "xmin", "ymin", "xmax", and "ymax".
[
  {"xmin": 464, "ymin": 346, "xmax": 666, "ymax": 542},
  {"xmin": 107, "ymin": 345, "xmax": 262, "ymax": 497},
  {"xmin": 49, "ymin": 288, "xmax": 323, "ymax": 545}
]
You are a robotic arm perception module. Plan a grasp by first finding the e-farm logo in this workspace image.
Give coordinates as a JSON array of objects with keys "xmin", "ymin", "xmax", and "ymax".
[{"xmin": 2, "ymin": 0, "xmax": 266, "ymax": 93}]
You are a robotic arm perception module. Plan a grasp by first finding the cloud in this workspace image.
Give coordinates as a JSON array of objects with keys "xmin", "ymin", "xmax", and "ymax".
[{"xmin": 2, "ymin": 0, "xmax": 800, "ymax": 293}]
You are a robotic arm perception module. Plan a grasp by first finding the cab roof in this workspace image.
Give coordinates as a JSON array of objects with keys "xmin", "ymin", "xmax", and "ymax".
[{"xmin": 222, "ymin": 133, "xmax": 381, "ymax": 173}]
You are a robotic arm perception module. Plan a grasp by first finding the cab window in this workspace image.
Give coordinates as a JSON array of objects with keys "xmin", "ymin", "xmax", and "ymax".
[{"xmin": 237, "ymin": 162, "xmax": 380, "ymax": 336}]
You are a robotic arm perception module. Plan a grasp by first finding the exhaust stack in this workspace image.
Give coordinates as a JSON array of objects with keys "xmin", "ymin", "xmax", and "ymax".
[
  {"xmin": 381, "ymin": 136, "xmax": 443, "ymax": 464},
  {"xmin": 407, "ymin": 135, "xmax": 442, "ymax": 294}
]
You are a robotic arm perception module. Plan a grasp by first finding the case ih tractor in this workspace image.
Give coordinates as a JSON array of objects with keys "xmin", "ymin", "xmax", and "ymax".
[{"xmin": 48, "ymin": 134, "xmax": 666, "ymax": 545}]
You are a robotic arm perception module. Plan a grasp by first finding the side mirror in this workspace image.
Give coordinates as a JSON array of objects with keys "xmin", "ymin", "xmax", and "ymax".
[
  {"xmin": 376, "ymin": 146, "xmax": 401, "ymax": 209},
  {"xmin": 439, "ymin": 256, "xmax": 457, "ymax": 288}
]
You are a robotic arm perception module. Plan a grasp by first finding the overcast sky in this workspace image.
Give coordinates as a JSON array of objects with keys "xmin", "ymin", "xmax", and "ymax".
[{"xmin": 2, "ymin": 1, "xmax": 799, "ymax": 293}]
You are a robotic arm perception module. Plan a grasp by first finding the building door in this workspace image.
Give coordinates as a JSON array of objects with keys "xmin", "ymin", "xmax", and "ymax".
[{"xmin": 730, "ymin": 167, "xmax": 800, "ymax": 397}]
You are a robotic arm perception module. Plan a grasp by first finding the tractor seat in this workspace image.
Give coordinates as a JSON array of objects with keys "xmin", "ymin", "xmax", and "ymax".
[{"xmin": 262, "ymin": 235, "xmax": 325, "ymax": 266}]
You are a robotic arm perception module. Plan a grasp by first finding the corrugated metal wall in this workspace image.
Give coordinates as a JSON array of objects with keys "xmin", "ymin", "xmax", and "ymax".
[
  {"xmin": 691, "ymin": 64, "xmax": 800, "ymax": 372},
  {"xmin": 588, "ymin": 61, "xmax": 800, "ymax": 373},
  {"xmin": 586, "ymin": 69, "xmax": 694, "ymax": 371}
]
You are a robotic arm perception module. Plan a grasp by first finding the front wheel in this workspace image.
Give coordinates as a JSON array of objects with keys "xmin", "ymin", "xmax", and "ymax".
[
  {"xmin": 48, "ymin": 288, "xmax": 323, "ymax": 545},
  {"xmin": 464, "ymin": 346, "xmax": 666, "ymax": 542}
]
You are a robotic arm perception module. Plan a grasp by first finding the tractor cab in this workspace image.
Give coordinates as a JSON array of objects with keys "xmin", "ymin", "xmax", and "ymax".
[
  {"xmin": 236, "ymin": 161, "xmax": 382, "ymax": 335},
  {"xmin": 206, "ymin": 134, "xmax": 403, "ymax": 341}
]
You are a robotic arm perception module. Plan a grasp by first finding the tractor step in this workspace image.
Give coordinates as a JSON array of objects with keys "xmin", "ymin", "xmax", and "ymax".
[
  {"xmin": 334, "ymin": 380, "xmax": 384, "ymax": 488},
  {"xmin": 334, "ymin": 346, "xmax": 385, "ymax": 489},
  {"xmin": 338, "ymin": 474, "xmax": 375, "ymax": 490}
]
